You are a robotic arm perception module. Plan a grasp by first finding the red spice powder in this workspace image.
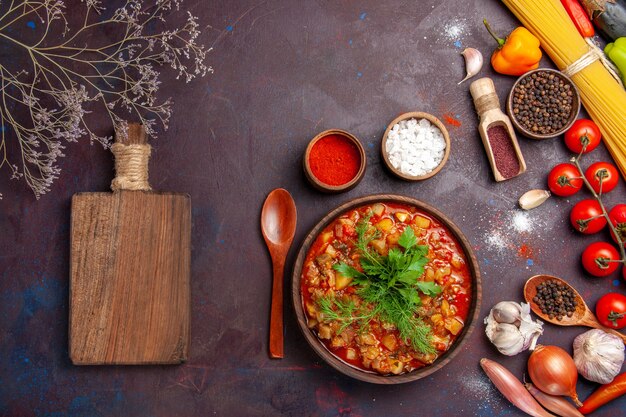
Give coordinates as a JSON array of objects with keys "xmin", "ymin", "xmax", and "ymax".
[
  {"xmin": 518, "ymin": 243, "xmax": 534, "ymax": 259},
  {"xmin": 443, "ymin": 113, "xmax": 462, "ymax": 127},
  {"xmin": 309, "ymin": 134, "xmax": 361, "ymax": 186},
  {"xmin": 487, "ymin": 125, "xmax": 519, "ymax": 179}
]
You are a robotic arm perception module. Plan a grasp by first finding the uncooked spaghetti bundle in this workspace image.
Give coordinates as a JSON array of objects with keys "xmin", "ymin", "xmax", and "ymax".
[{"xmin": 501, "ymin": 0, "xmax": 626, "ymax": 178}]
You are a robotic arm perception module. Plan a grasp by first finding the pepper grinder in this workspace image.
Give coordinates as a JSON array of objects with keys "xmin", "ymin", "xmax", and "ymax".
[{"xmin": 470, "ymin": 77, "xmax": 526, "ymax": 182}]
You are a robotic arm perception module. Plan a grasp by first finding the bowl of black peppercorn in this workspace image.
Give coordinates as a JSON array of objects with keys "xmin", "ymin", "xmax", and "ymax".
[{"xmin": 507, "ymin": 68, "xmax": 581, "ymax": 140}]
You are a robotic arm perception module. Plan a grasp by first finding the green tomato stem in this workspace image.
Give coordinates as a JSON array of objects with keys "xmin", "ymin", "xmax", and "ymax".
[
  {"xmin": 585, "ymin": 214, "xmax": 606, "ymax": 221},
  {"xmin": 571, "ymin": 157, "xmax": 626, "ymax": 263}
]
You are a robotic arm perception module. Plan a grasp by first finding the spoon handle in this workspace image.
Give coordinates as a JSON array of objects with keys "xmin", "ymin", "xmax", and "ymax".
[
  {"xmin": 269, "ymin": 254, "xmax": 285, "ymax": 358},
  {"xmin": 581, "ymin": 313, "xmax": 626, "ymax": 344},
  {"xmin": 609, "ymin": 329, "xmax": 626, "ymax": 344},
  {"xmin": 601, "ymin": 326, "xmax": 626, "ymax": 344}
]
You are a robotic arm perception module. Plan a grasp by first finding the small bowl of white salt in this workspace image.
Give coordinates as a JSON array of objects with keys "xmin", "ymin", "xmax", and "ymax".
[{"xmin": 381, "ymin": 112, "xmax": 450, "ymax": 181}]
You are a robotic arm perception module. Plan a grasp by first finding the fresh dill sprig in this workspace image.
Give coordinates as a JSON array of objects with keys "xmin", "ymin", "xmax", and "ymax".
[
  {"xmin": 317, "ymin": 296, "xmax": 378, "ymax": 335},
  {"xmin": 328, "ymin": 215, "xmax": 442, "ymax": 354}
]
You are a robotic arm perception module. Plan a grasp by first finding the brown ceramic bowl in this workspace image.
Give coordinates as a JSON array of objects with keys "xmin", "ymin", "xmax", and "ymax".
[
  {"xmin": 303, "ymin": 129, "xmax": 366, "ymax": 193},
  {"xmin": 506, "ymin": 69, "xmax": 581, "ymax": 140},
  {"xmin": 291, "ymin": 194, "xmax": 482, "ymax": 384},
  {"xmin": 381, "ymin": 112, "xmax": 451, "ymax": 181}
]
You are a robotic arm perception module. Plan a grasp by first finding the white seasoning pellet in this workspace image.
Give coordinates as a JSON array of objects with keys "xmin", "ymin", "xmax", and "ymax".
[{"xmin": 385, "ymin": 118, "xmax": 446, "ymax": 176}]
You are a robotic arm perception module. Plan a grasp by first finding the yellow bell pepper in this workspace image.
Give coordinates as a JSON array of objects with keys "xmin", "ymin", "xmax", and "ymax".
[{"xmin": 483, "ymin": 19, "xmax": 542, "ymax": 76}]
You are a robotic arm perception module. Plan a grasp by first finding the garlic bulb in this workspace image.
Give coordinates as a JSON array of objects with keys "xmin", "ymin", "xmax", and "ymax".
[
  {"xmin": 573, "ymin": 329, "xmax": 624, "ymax": 384},
  {"xmin": 489, "ymin": 323, "xmax": 525, "ymax": 356},
  {"xmin": 485, "ymin": 301, "xmax": 543, "ymax": 356},
  {"xmin": 458, "ymin": 48, "xmax": 483, "ymax": 85},
  {"xmin": 491, "ymin": 301, "xmax": 522, "ymax": 324}
]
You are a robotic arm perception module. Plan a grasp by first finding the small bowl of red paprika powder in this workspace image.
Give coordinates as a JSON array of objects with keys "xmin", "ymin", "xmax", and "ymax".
[{"xmin": 304, "ymin": 129, "xmax": 366, "ymax": 193}]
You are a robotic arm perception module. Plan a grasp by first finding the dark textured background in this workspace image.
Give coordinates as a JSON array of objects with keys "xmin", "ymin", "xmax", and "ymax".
[{"xmin": 1, "ymin": 0, "xmax": 625, "ymax": 416}]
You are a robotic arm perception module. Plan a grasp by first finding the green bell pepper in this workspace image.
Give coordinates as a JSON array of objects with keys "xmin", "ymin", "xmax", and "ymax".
[{"xmin": 605, "ymin": 37, "xmax": 626, "ymax": 85}]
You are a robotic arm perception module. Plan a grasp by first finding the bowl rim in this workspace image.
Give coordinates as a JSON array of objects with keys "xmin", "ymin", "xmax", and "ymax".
[
  {"xmin": 303, "ymin": 129, "xmax": 367, "ymax": 193},
  {"xmin": 380, "ymin": 112, "xmax": 451, "ymax": 181},
  {"xmin": 506, "ymin": 68, "xmax": 581, "ymax": 140},
  {"xmin": 291, "ymin": 194, "xmax": 482, "ymax": 384}
]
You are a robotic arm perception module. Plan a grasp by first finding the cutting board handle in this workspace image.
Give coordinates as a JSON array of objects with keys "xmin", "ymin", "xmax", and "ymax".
[
  {"xmin": 111, "ymin": 123, "xmax": 152, "ymax": 192},
  {"xmin": 118, "ymin": 123, "xmax": 148, "ymax": 145}
]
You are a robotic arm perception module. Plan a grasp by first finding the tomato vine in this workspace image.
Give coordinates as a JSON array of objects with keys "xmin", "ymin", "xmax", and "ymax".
[{"xmin": 570, "ymin": 156, "xmax": 626, "ymax": 262}]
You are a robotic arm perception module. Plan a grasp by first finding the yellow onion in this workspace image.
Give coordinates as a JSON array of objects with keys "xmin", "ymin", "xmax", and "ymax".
[{"xmin": 528, "ymin": 345, "xmax": 582, "ymax": 407}]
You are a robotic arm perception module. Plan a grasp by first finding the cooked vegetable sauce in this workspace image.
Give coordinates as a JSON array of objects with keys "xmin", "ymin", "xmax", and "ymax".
[{"xmin": 301, "ymin": 202, "xmax": 472, "ymax": 375}]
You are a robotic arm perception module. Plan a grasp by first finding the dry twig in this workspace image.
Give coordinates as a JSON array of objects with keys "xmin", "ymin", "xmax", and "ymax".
[{"xmin": 0, "ymin": 0, "xmax": 212, "ymax": 198}]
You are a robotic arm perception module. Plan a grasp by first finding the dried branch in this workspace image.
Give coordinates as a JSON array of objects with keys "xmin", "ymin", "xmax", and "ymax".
[{"xmin": 0, "ymin": 0, "xmax": 212, "ymax": 198}]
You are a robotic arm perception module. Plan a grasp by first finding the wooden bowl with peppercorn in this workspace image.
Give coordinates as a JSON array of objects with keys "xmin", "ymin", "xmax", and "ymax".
[
  {"xmin": 303, "ymin": 129, "xmax": 366, "ymax": 193},
  {"xmin": 506, "ymin": 69, "xmax": 581, "ymax": 140}
]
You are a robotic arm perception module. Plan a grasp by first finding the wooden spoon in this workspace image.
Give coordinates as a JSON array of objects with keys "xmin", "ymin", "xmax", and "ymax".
[
  {"xmin": 261, "ymin": 188, "xmax": 297, "ymax": 358},
  {"xmin": 524, "ymin": 274, "xmax": 626, "ymax": 344}
]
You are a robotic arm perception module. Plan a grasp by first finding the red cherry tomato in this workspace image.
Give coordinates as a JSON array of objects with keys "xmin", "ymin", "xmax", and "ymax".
[
  {"xmin": 596, "ymin": 293, "xmax": 626, "ymax": 329},
  {"xmin": 609, "ymin": 204, "xmax": 626, "ymax": 246},
  {"xmin": 564, "ymin": 119, "xmax": 602, "ymax": 154},
  {"xmin": 547, "ymin": 163, "xmax": 583, "ymax": 197},
  {"xmin": 582, "ymin": 242, "xmax": 620, "ymax": 277},
  {"xmin": 585, "ymin": 161, "xmax": 619, "ymax": 194},
  {"xmin": 570, "ymin": 199, "xmax": 607, "ymax": 234}
]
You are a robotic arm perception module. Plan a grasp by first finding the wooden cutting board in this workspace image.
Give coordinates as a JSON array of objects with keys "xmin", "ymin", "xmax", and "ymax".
[{"xmin": 69, "ymin": 123, "xmax": 191, "ymax": 365}]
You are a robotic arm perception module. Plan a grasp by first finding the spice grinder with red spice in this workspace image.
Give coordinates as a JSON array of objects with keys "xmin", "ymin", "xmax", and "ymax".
[
  {"xmin": 470, "ymin": 78, "xmax": 527, "ymax": 182},
  {"xmin": 303, "ymin": 129, "xmax": 366, "ymax": 193}
]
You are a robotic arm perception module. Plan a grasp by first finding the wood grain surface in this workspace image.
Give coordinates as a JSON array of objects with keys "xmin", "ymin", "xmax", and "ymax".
[{"xmin": 69, "ymin": 191, "xmax": 191, "ymax": 364}]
